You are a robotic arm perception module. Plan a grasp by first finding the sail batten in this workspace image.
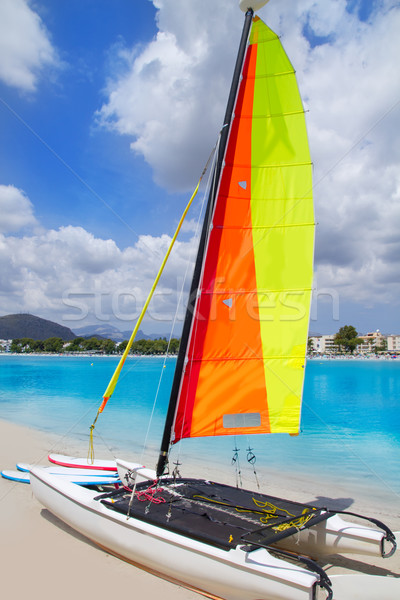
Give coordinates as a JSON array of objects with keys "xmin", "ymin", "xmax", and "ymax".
[
  {"xmin": 199, "ymin": 287, "xmax": 313, "ymax": 293},
  {"xmin": 214, "ymin": 223, "xmax": 314, "ymax": 229},
  {"xmin": 233, "ymin": 111, "xmax": 308, "ymax": 119},
  {"xmin": 184, "ymin": 356, "xmax": 311, "ymax": 363}
]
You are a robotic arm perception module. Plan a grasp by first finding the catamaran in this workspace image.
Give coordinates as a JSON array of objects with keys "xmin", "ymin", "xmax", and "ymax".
[{"xmin": 31, "ymin": 2, "xmax": 397, "ymax": 599}]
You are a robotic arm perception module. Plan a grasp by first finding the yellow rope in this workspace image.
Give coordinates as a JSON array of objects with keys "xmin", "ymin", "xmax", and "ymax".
[
  {"xmin": 88, "ymin": 416, "xmax": 99, "ymax": 463},
  {"xmin": 88, "ymin": 154, "xmax": 213, "ymax": 463}
]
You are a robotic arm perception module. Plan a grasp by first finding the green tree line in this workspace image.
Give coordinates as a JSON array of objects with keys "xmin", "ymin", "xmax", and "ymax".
[{"xmin": 10, "ymin": 336, "xmax": 180, "ymax": 355}]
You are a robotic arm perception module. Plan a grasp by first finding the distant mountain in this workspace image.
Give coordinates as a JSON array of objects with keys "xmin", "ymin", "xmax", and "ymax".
[
  {"xmin": 0, "ymin": 314, "xmax": 76, "ymax": 341},
  {"xmin": 72, "ymin": 324, "xmax": 179, "ymax": 342},
  {"xmin": 72, "ymin": 324, "xmax": 151, "ymax": 342}
]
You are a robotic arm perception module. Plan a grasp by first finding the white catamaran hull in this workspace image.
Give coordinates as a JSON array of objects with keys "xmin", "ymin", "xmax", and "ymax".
[
  {"xmin": 30, "ymin": 466, "xmax": 397, "ymax": 600},
  {"xmin": 30, "ymin": 467, "xmax": 322, "ymax": 600}
]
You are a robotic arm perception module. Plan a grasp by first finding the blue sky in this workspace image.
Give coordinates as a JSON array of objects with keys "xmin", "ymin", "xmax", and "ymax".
[
  {"xmin": 0, "ymin": 0, "xmax": 399, "ymax": 336},
  {"xmin": 0, "ymin": 0, "xmax": 171, "ymax": 245}
]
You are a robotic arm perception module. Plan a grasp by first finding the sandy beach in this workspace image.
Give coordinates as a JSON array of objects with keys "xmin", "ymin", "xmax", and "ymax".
[
  {"xmin": 1, "ymin": 418, "xmax": 399, "ymax": 599},
  {"xmin": 0, "ymin": 419, "xmax": 202, "ymax": 600}
]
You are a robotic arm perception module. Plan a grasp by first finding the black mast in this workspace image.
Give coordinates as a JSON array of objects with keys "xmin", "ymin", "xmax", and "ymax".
[{"xmin": 156, "ymin": 8, "xmax": 254, "ymax": 478}]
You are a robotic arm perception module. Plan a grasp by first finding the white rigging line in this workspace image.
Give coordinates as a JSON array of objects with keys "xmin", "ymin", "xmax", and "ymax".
[
  {"xmin": 140, "ymin": 144, "xmax": 219, "ymax": 466},
  {"xmin": 173, "ymin": 134, "xmax": 222, "ymax": 463}
]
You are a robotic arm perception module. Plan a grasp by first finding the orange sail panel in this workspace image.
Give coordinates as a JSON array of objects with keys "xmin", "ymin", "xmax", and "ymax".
[{"xmin": 173, "ymin": 17, "xmax": 314, "ymax": 443}]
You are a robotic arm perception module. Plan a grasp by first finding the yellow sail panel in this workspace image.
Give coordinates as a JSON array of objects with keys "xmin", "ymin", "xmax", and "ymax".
[{"xmin": 251, "ymin": 18, "xmax": 314, "ymax": 433}]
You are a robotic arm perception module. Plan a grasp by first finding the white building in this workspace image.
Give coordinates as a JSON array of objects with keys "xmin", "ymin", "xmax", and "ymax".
[
  {"xmin": 0, "ymin": 339, "xmax": 12, "ymax": 352},
  {"xmin": 358, "ymin": 331, "xmax": 385, "ymax": 353},
  {"xmin": 387, "ymin": 335, "xmax": 400, "ymax": 353},
  {"xmin": 309, "ymin": 335, "xmax": 338, "ymax": 354},
  {"xmin": 309, "ymin": 331, "xmax": 391, "ymax": 355}
]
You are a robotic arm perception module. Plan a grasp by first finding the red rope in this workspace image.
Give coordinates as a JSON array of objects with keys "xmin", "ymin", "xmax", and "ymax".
[{"xmin": 135, "ymin": 480, "xmax": 166, "ymax": 504}]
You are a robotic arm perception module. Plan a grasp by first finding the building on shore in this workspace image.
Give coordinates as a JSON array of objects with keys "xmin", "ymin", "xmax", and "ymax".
[
  {"xmin": 309, "ymin": 331, "xmax": 400, "ymax": 355},
  {"xmin": 308, "ymin": 335, "xmax": 337, "ymax": 354},
  {"xmin": 358, "ymin": 331, "xmax": 386, "ymax": 353},
  {"xmin": 387, "ymin": 335, "xmax": 400, "ymax": 353},
  {"xmin": 0, "ymin": 339, "xmax": 12, "ymax": 352}
]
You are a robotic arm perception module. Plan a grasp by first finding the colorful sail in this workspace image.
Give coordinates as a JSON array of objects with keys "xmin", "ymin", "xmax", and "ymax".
[{"xmin": 172, "ymin": 17, "xmax": 314, "ymax": 443}]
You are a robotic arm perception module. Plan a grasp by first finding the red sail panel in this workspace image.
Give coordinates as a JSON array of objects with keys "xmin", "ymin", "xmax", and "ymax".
[{"xmin": 173, "ymin": 40, "xmax": 271, "ymax": 443}]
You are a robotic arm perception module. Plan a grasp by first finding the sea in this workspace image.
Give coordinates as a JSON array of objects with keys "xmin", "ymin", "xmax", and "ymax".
[{"xmin": 0, "ymin": 355, "xmax": 399, "ymax": 500}]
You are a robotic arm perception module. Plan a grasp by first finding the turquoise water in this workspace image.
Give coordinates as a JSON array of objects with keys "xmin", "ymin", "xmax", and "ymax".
[{"xmin": 0, "ymin": 355, "xmax": 399, "ymax": 496}]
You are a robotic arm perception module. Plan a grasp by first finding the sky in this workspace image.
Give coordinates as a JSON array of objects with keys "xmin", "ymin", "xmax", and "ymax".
[{"xmin": 0, "ymin": 0, "xmax": 399, "ymax": 336}]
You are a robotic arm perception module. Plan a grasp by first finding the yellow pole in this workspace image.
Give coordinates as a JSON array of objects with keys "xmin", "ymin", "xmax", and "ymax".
[
  {"xmin": 88, "ymin": 168, "xmax": 208, "ymax": 461},
  {"xmin": 101, "ymin": 179, "xmax": 201, "ymax": 409}
]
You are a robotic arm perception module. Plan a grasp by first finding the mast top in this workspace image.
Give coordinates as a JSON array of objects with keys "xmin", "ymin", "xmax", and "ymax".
[{"xmin": 239, "ymin": 0, "xmax": 269, "ymax": 12}]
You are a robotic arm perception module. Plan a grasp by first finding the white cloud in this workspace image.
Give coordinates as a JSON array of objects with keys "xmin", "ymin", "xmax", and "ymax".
[
  {"xmin": 180, "ymin": 218, "xmax": 201, "ymax": 234},
  {"xmin": 0, "ymin": 0, "xmax": 59, "ymax": 92},
  {"xmin": 97, "ymin": 0, "xmax": 241, "ymax": 191},
  {"xmin": 305, "ymin": 4, "xmax": 400, "ymax": 307},
  {"xmin": 0, "ymin": 221, "xmax": 196, "ymax": 331},
  {"xmin": 0, "ymin": 185, "xmax": 38, "ymax": 233},
  {"xmin": 97, "ymin": 0, "xmax": 400, "ymax": 313}
]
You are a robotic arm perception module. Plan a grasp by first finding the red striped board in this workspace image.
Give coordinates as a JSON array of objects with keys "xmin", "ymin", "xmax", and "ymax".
[
  {"xmin": 48, "ymin": 453, "xmax": 117, "ymax": 471},
  {"xmin": 17, "ymin": 463, "xmax": 118, "ymax": 477}
]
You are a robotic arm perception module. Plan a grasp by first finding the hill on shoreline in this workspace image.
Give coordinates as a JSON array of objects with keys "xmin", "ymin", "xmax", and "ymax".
[
  {"xmin": 72, "ymin": 323, "xmax": 150, "ymax": 342},
  {"xmin": 0, "ymin": 314, "xmax": 76, "ymax": 341},
  {"xmin": 0, "ymin": 314, "xmax": 178, "ymax": 343}
]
